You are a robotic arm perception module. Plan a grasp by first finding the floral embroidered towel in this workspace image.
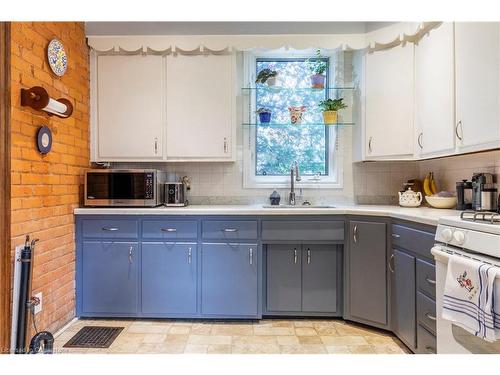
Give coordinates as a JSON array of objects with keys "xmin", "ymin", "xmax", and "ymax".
[{"xmin": 442, "ymin": 255, "xmax": 499, "ymax": 342}]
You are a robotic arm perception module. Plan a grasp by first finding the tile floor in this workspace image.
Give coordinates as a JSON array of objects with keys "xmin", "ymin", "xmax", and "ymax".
[{"xmin": 53, "ymin": 318, "xmax": 410, "ymax": 354}]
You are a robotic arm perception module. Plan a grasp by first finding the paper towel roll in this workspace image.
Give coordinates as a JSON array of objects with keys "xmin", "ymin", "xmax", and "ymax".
[{"xmin": 43, "ymin": 98, "xmax": 68, "ymax": 116}]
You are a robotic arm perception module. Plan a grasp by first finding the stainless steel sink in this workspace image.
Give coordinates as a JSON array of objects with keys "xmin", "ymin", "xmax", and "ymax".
[{"xmin": 262, "ymin": 204, "xmax": 335, "ymax": 209}]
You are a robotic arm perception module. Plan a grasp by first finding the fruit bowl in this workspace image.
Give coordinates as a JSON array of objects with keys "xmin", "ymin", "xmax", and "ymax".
[{"xmin": 424, "ymin": 196, "xmax": 456, "ymax": 209}]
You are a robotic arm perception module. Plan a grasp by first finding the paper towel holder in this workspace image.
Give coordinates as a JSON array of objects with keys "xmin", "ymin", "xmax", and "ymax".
[{"xmin": 21, "ymin": 86, "xmax": 73, "ymax": 118}]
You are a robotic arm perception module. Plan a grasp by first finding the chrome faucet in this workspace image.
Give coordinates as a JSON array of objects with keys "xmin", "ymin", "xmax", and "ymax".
[{"xmin": 288, "ymin": 161, "xmax": 301, "ymax": 205}]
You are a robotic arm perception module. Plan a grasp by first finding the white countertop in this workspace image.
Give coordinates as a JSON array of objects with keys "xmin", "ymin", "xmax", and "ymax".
[{"xmin": 74, "ymin": 204, "xmax": 461, "ymax": 226}]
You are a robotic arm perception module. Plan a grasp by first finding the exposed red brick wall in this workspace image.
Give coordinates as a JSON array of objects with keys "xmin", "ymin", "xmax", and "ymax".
[{"xmin": 10, "ymin": 22, "xmax": 89, "ymax": 334}]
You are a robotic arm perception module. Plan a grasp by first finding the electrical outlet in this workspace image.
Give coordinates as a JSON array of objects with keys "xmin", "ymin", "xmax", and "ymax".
[{"xmin": 33, "ymin": 292, "xmax": 42, "ymax": 314}]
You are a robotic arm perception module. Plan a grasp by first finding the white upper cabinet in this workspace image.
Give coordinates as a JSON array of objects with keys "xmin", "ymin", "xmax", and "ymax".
[
  {"xmin": 415, "ymin": 23, "xmax": 455, "ymax": 158},
  {"xmin": 455, "ymin": 22, "xmax": 500, "ymax": 152},
  {"xmin": 165, "ymin": 54, "xmax": 235, "ymax": 160},
  {"xmin": 364, "ymin": 44, "xmax": 415, "ymax": 159},
  {"xmin": 94, "ymin": 54, "xmax": 165, "ymax": 161}
]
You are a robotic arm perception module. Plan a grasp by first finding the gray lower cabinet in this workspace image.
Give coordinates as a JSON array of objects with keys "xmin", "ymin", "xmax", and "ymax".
[
  {"xmin": 302, "ymin": 245, "xmax": 339, "ymax": 313},
  {"xmin": 201, "ymin": 243, "xmax": 259, "ymax": 317},
  {"xmin": 81, "ymin": 241, "xmax": 139, "ymax": 315},
  {"xmin": 392, "ymin": 249, "xmax": 416, "ymax": 350},
  {"xmin": 266, "ymin": 245, "xmax": 302, "ymax": 312},
  {"xmin": 266, "ymin": 244, "xmax": 340, "ymax": 314},
  {"xmin": 141, "ymin": 242, "xmax": 197, "ymax": 315},
  {"xmin": 347, "ymin": 220, "xmax": 387, "ymax": 326}
]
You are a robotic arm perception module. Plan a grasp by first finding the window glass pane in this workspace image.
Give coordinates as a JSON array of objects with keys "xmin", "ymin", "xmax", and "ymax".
[{"xmin": 255, "ymin": 59, "xmax": 328, "ymax": 176}]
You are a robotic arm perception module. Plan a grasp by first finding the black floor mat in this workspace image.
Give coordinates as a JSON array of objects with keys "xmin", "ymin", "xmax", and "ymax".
[{"xmin": 63, "ymin": 326, "xmax": 124, "ymax": 348}]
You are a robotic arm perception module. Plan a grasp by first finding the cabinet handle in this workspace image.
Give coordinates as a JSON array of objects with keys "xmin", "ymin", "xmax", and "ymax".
[
  {"xmin": 425, "ymin": 313, "xmax": 436, "ymax": 321},
  {"xmin": 222, "ymin": 228, "xmax": 238, "ymax": 232},
  {"xmin": 161, "ymin": 228, "xmax": 177, "ymax": 232},
  {"xmin": 188, "ymin": 247, "xmax": 192, "ymax": 264},
  {"xmin": 418, "ymin": 132, "xmax": 423, "ymax": 149},
  {"xmin": 455, "ymin": 121, "xmax": 463, "ymax": 141},
  {"xmin": 128, "ymin": 246, "xmax": 133, "ymax": 264},
  {"xmin": 353, "ymin": 225, "xmax": 358, "ymax": 243},
  {"xmin": 249, "ymin": 248, "xmax": 253, "ymax": 265},
  {"xmin": 307, "ymin": 249, "xmax": 311, "ymax": 264},
  {"xmin": 392, "ymin": 233, "xmax": 400, "ymax": 239},
  {"xmin": 425, "ymin": 345, "xmax": 435, "ymax": 353},
  {"xmin": 293, "ymin": 249, "xmax": 298, "ymax": 264},
  {"xmin": 368, "ymin": 137, "xmax": 373, "ymax": 153},
  {"xmin": 425, "ymin": 278, "xmax": 436, "ymax": 285},
  {"xmin": 389, "ymin": 254, "xmax": 395, "ymax": 273},
  {"xmin": 154, "ymin": 138, "xmax": 158, "ymax": 154},
  {"xmin": 102, "ymin": 227, "xmax": 119, "ymax": 231},
  {"xmin": 223, "ymin": 137, "xmax": 228, "ymax": 153}
]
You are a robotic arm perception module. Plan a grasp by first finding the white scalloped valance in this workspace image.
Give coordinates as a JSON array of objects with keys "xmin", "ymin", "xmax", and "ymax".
[{"xmin": 87, "ymin": 22, "xmax": 443, "ymax": 55}]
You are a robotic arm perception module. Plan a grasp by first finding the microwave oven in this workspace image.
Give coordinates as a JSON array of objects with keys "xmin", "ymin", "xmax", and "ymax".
[{"xmin": 84, "ymin": 169, "xmax": 166, "ymax": 207}]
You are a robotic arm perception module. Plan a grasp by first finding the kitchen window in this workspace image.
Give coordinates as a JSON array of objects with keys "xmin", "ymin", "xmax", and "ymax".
[{"xmin": 243, "ymin": 51, "xmax": 344, "ymax": 189}]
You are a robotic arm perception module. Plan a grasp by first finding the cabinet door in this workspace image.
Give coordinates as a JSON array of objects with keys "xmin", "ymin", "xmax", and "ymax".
[
  {"xmin": 96, "ymin": 54, "xmax": 165, "ymax": 160},
  {"xmin": 302, "ymin": 245, "xmax": 339, "ymax": 313},
  {"xmin": 266, "ymin": 245, "xmax": 302, "ymax": 312},
  {"xmin": 141, "ymin": 242, "xmax": 197, "ymax": 315},
  {"xmin": 455, "ymin": 22, "xmax": 500, "ymax": 151},
  {"xmin": 166, "ymin": 54, "xmax": 235, "ymax": 160},
  {"xmin": 348, "ymin": 221, "xmax": 387, "ymax": 326},
  {"xmin": 392, "ymin": 249, "xmax": 416, "ymax": 350},
  {"xmin": 201, "ymin": 243, "xmax": 258, "ymax": 316},
  {"xmin": 365, "ymin": 44, "xmax": 414, "ymax": 158},
  {"xmin": 415, "ymin": 23, "xmax": 455, "ymax": 158},
  {"xmin": 81, "ymin": 241, "xmax": 138, "ymax": 314}
]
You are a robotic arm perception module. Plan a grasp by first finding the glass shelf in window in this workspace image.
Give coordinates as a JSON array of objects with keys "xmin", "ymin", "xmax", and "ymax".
[
  {"xmin": 242, "ymin": 122, "xmax": 355, "ymax": 127},
  {"xmin": 241, "ymin": 86, "xmax": 355, "ymax": 93}
]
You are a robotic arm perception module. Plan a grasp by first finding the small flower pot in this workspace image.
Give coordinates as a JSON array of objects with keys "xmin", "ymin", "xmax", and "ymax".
[
  {"xmin": 322, "ymin": 110, "xmax": 338, "ymax": 124},
  {"xmin": 266, "ymin": 76, "xmax": 277, "ymax": 87},
  {"xmin": 258, "ymin": 112, "xmax": 272, "ymax": 124},
  {"xmin": 310, "ymin": 74, "xmax": 326, "ymax": 89},
  {"xmin": 289, "ymin": 106, "xmax": 306, "ymax": 124}
]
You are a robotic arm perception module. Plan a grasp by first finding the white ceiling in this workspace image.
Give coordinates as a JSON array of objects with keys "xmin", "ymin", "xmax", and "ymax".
[{"xmin": 85, "ymin": 22, "xmax": 394, "ymax": 36}]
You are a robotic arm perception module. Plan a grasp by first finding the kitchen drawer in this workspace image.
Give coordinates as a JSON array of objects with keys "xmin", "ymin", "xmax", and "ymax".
[
  {"xmin": 417, "ymin": 291, "xmax": 436, "ymax": 335},
  {"xmin": 416, "ymin": 324, "xmax": 436, "ymax": 354},
  {"xmin": 391, "ymin": 224, "xmax": 435, "ymax": 259},
  {"xmin": 81, "ymin": 219, "xmax": 138, "ymax": 239},
  {"xmin": 416, "ymin": 259, "xmax": 436, "ymax": 299},
  {"xmin": 202, "ymin": 220, "xmax": 258, "ymax": 240},
  {"xmin": 142, "ymin": 220, "xmax": 198, "ymax": 239},
  {"xmin": 262, "ymin": 220, "xmax": 344, "ymax": 242}
]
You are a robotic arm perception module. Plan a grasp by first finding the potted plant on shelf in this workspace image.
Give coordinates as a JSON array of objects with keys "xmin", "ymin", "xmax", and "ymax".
[
  {"xmin": 306, "ymin": 49, "xmax": 327, "ymax": 88},
  {"xmin": 255, "ymin": 68, "xmax": 278, "ymax": 86},
  {"xmin": 256, "ymin": 107, "xmax": 272, "ymax": 124},
  {"xmin": 288, "ymin": 106, "xmax": 306, "ymax": 124},
  {"xmin": 319, "ymin": 98, "xmax": 347, "ymax": 125}
]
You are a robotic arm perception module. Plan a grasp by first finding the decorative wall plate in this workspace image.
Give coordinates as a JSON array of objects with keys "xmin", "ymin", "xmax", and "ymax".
[
  {"xmin": 37, "ymin": 126, "xmax": 53, "ymax": 154},
  {"xmin": 47, "ymin": 39, "xmax": 68, "ymax": 77}
]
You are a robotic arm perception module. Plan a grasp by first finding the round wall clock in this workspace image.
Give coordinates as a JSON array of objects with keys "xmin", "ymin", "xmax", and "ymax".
[
  {"xmin": 37, "ymin": 126, "xmax": 53, "ymax": 154},
  {"xmin": 47, "ymin": 39, "xmax": 68, "ymax": 77}
]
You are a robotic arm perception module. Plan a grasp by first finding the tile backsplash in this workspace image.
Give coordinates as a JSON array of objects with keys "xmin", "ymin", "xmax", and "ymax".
[{"xmin": 112, "ymin": 150, "xmax": 500, "ymax": 206}]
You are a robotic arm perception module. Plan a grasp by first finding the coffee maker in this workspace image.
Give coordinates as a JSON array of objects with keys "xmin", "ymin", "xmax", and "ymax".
[
  {"xmin": 456, "ymin": 179, "xmax": 473, "ymax": 210},
  {"xmin": 471, "ymin": 173, "xmax": 497, "ymax": 211}
]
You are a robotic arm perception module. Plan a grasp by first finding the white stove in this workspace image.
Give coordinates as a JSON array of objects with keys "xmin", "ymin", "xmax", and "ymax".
[{"xmin": 432, "ymin": 211, "xmax": 500, "ymax": 354}]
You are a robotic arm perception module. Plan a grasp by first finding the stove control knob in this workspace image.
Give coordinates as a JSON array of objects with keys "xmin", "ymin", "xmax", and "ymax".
[
  {"xmin": 441, "ymin": 228, "xmax": 453, "ymax": 242},
  {"xmin": 453, "ymin": 230, "xmax": 466, "ymax": 245}
]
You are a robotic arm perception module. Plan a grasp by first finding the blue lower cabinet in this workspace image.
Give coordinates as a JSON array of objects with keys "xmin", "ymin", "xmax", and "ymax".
[
  {"xmin": 302, "ymin": 245, "xmax": 339, "ymax": 313},
  {"xmin": 141, "ymin": 242, "xmax": 197, "ymax": 315},
  {"xmin": 81, "ymin": 241, "xmax": 139, "ymax": 315},
  {"xmin": 201, "ymin": 243, "xmax": 259, "ymax": 317}
]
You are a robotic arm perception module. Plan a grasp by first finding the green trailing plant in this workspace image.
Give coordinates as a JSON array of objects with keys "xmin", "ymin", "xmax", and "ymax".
[
  {"xmin": 255, "ymin": 69, "xmax": 278, "ymax": 84},
  {"xmin": 256, "ymin": 107, "xmax": 272, "ymax": 114},
  {"xmin": 306, "ymin": 49, "xmax": 327, "ymax": 75},
  {"xmin": 319, "ymin": 98, "xmax": 347, "ymax": 112}
]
